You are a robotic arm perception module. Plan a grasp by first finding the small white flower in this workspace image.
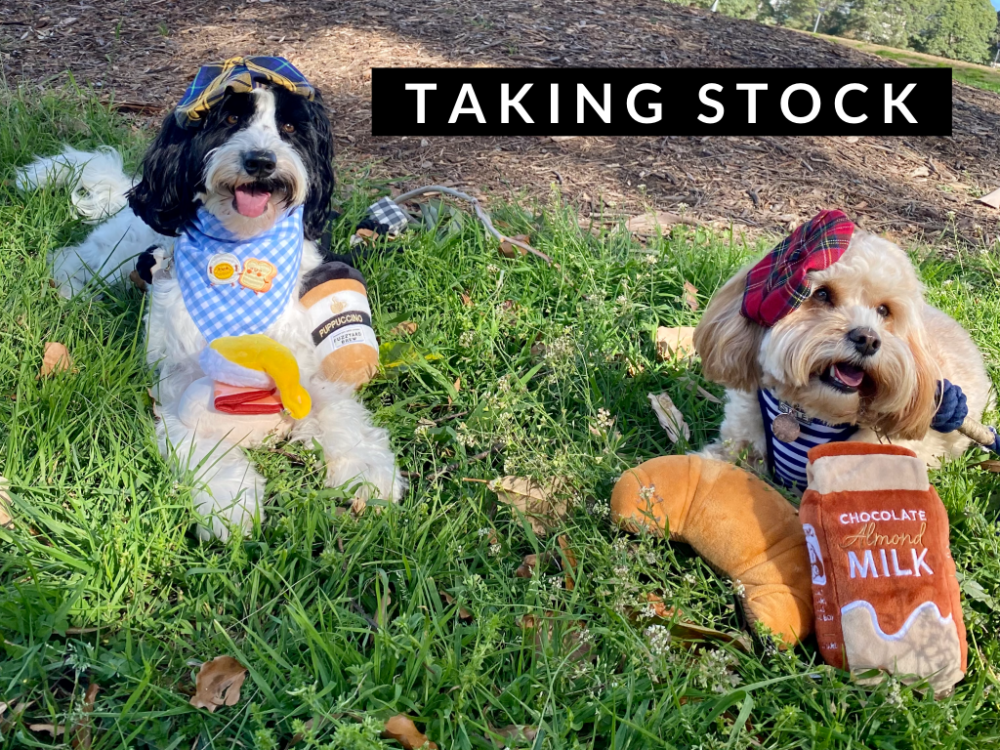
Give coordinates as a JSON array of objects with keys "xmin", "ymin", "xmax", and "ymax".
[
  {"xmin": 638, "ymin": 485, "xmax": 656, "ymax": 503},
  {"xmin": 596, "ymin": 408, "xmax": 614, "ymax": 430},
  {"xmin": 732, "ymin": 579, "xmax": 746, "ymax": 597},
  {"xmin": 489, "ymin": 543, "xmax": 502, "ymax": 556},
  {"xmin": 477, "ymin": 527, "xmax": 491, "ymax": 538},
  {"xmin": 644, "ymin": 624, "xmax": 671, "ymax": 657},
  {"xmin": 644, "ymin": 254, "xmax": 659, "ymax": 265},
  {"xmin": 487, "ymin": 263, "xmax": 500, "ymax": 274},
  {"xmin": 459, "ymin": 330, "xmax": 476, "ymax": 348}
]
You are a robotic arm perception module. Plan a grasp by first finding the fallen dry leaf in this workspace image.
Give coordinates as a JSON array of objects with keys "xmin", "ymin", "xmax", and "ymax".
[
  {"xmin": 490, "ymin": 724, "xmax": 539, "ymax": 748},
  {"xmin": 626, "ymin": 210, "xmax": 699, "ymax": 236},
  {"xmin": 490, "ymin": 476, "xmax": 569, "ymax": 536},
  {"xmin": 439, "ymin": 591, "xmax": 473, "ymax": 621},
  {"xmin": 29, "ymin": 723, "xmax": 66, "ymax": 737},
  {"xmin": 189, "ymin": 656, "xmax": 247, "ymax": 713},
  {"xmin": 382, "ymin": 714, "xmax": 438, "ymax": 749},
  {"xmin": 390, "ymin": 321, "xmax": 418, "ymax": 336},
  {"xmin": 514, "ymin": 553, "xmax": 539, "ymax": 578},
  {"xmin": 520, "ymin": 613, "xmax": 593, "ymax": 663},
  {"xmin": 0, "ymin": 476, "xmax": 11, "ymax": 529},
  {"xmin": 654, "ymin": 326, "xmax": 696, "ymax": 361},
  {"xmin": 557, "ymin": 535, "xmax": 578, "ymax": 591},
  {"xmin": 73, "ymin": 682, "xmax": 100, "ymax": 750},
  {"xmin": 285, "ymin": 718, "xmax": 315, "ymax": 748},
  {"xmin": 683, "ymin": 281, "xmax": 699, "ymax": 311},
  {"xmin": 39, "ymin": 342, "xmax": 72, "ymax": 377},
  {"xmin": 976, "ymin": 187, "xmax": 1000, "ymax": 209},
  {"xmin": 629, "ymin": 596, "xmax": 751, "ymax": 653},
  {"xmin": 648, "ymin": 393, "xmax": 690, "ymax": 443},
  {"xmin": 694, "ymin": 384, "xmax": 722, "ymax": 404},
  {"xmin": 977, "ymin": 459, "xmax": 1000, "ymax": 473},
  {"xmin": 460, "ymin": 292, "xmax": 473, "ymax": 307},
  {"xmin": 498, "ymin": 234, "xmax": 531, "ymax": 259},
  {"xmin": 453, "ymin": 377, "xmax": 461, "ymax": 394},
  {"xmin": 910, "ymin": 165, "xmax": 930, "ymax": 178}
]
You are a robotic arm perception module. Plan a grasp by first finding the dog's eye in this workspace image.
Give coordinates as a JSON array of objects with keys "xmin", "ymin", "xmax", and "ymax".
[
  {"xmin": 281, "ymin": 123, "xmax": 296, "ymax": 134},
  {"xmin": 877, "ymin": 304, "xmax": 890, "ymax": 318},
  {"xmin": 812, "ymin": 287, "xmax": 831, "ymax": 303},
  {"xmin": 226, "ymin": 114, "xmax": 240, "ymax": 126}
]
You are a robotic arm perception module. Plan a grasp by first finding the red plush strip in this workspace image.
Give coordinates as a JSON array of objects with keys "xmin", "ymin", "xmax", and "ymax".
[{"xmin": 213, "ymin": 383, "xmax": 284, "ymax": 415}]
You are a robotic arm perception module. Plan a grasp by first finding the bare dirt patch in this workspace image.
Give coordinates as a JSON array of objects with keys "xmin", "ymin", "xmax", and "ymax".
[{"xmin": 4, "ymin": 0, "xmax": 1000, "ymax": 246}]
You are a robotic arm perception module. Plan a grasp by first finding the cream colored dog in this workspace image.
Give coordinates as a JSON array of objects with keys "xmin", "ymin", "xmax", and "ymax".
[{"xmin": 695, "ymin": 228, "xmax": 992, "ymax": 473}]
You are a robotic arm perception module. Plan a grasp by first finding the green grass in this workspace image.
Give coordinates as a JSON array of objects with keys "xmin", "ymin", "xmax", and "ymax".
[
  {"xmin": 808, "ymin": 31, "xmax": 1000, "ymax": 96},
  {"xmin": 3, "ymin": 88, "xmax": 1000, "ymax": 749},
  {"xmin": 872, "ymin": 50, "xmax": 1000, "ymax": 95}
]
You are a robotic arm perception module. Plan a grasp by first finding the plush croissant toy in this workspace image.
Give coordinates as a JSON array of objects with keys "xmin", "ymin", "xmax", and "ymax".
[{"xmin": 612, "ymin": 454, "xmax": 814, "ymax": 647}]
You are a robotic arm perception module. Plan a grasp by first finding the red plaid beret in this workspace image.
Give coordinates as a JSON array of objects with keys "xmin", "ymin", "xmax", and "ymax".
[{"xmin": 741, "ymin": 210, "xmax": 855, "ymax": 327}]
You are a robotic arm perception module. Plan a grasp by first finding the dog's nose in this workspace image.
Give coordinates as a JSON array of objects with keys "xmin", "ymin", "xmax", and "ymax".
[
  {"xmin": 242, "ymin": 150, "xmax": 276, "ymax": 177},
  {"xmin": 847, "ymin": 327, "xmax": 881, "ymax": 357}
]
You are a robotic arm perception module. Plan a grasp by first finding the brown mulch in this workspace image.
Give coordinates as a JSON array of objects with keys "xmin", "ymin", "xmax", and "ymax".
[{"xmin": 4, "ymin": 0, "xmax": 1000, "ymax": 246}]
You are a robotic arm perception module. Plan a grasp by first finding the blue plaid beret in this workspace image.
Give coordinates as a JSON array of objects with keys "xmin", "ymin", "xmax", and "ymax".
[{"xmin": 174, "ymin": 56, "xmax": 315, "ymax": 128}]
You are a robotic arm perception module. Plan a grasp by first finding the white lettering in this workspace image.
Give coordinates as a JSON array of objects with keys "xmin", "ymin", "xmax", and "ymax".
[
  {"xmin": 890, "ymin": 549, "xmax": 913, "ymax": 576},
  {"xmin": 698, "ymin": 83, "xmax": 724, "ymax": 124},
  {"xmin": 627, "ymin": 83, "xmax": 662, "ymax": 124},
  {"xmin": 737, "ymin": 83, "xmax": 767, "ymax": 124},
  {"xmin": 781, "ymin": 83, "xmax": 821, "ymax": 124},
  {"xmin": 912, "ymin": 548, "xmax": 933, "ymax": 576},
  {"xmin": 551, "ymin": 83, "xmax": 559, "ymax": 124},
  {"xmin": 835, "ymin": 83, "xmax": 867, "ymax": 124},
  {"xmin": 405, "ymin": 83, "xmax": 437, "ymax": 124},
  {"xmin": 501, "ymin": 83, "xmax": 533, "ymax": 124},
  {"xmin": 577, "ymin": 83, "xmax": 612, "ymax": 124},
  {"xmin": 880, "ymin": 549, "xmax": 891, "ymax": 577},
  {"xmin": 849, "ymin": 550, "xmax": 879, "ymax": 579},
  {"xmin": 448, "ymin": 84, "xmax": 486, "ymax": 124},
  {"xmin": 885, "ymin": 83, "xmax": 917, "ymax": 124}
]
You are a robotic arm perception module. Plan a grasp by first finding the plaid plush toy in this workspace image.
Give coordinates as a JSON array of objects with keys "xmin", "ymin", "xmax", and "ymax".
[
  {"xmin": 741, "ymin": 209, "xmax": 855, "ymax": 327},
  {"xmin": 175, "ymin": 56, "xmax": 315, "ymax": 128}
]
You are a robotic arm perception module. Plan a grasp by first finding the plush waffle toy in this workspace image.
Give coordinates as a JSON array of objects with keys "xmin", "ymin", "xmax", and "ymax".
[
  {"xmin": 800, "ymin": 442, "xmax": 967, "ymax": 696},
  {"xmin": 612, "ymin": 455, "xmax": 814, "ymax": 647}
]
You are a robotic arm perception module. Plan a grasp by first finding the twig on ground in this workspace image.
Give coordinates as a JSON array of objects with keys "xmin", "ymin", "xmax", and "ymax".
[{"xmin": 393, "ymin": 186, "xmax": 552, "ymax": 264}]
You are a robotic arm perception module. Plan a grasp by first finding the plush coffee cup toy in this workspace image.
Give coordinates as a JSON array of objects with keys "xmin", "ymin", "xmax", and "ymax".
[{"xmin": 300, "ymin": 262, "xmax": 379, "ymax": 388}]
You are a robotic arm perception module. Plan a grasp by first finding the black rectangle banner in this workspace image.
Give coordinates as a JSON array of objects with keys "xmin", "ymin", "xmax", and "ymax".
[{"xmin": 372, "ymin": 67, "xmax": 952, "ymax": 137}]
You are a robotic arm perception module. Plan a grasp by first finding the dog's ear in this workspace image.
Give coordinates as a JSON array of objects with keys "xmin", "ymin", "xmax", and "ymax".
[
  {"xmin": 876, "ymin": 327, "xmax": 939, "ymax": 440},
  {"xmin": 128, "ymin": 112, "xmax": 198, "ymax": 236},
  {"xmin": 300, "ymin": 95, "xmax": 336, "ymax": 242},
  {"xmin": 694, "ymin": 266, "xmax": 765, "ymax": 391}
]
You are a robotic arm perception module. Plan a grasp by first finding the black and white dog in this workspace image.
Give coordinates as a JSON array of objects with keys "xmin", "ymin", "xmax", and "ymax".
[{"xmin": 18, "ymin": 67, "xmax": 404, "ymax": 541}]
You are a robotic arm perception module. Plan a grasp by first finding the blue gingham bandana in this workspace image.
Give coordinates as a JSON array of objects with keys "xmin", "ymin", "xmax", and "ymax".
[{"xmin": 175, "ymin": 207, "xmax": 304, "ymax": 342}]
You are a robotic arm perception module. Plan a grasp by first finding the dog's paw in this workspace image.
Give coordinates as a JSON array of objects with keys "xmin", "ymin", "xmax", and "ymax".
[
  {"xmin": 327, "ymin": 456, "xmax": 406, "ymax": 512},
  {"xmin": 189, "ymin": 467, "xmax": 267, "ymax": 543}
]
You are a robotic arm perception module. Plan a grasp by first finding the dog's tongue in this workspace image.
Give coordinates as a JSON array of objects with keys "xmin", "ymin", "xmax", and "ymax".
[
  {"xmin": 234, "ymin": 186, "xmax": 271, "ymax": 218},
  {"xmin": 833, "ymin": 363, "xmax": 865, "ymax": 388}
]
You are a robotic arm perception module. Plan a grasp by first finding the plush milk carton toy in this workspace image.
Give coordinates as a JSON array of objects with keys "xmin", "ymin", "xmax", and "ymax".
[{"xmin": 799, "ymin": 442, "xmax": 967, "ymax": 696}]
